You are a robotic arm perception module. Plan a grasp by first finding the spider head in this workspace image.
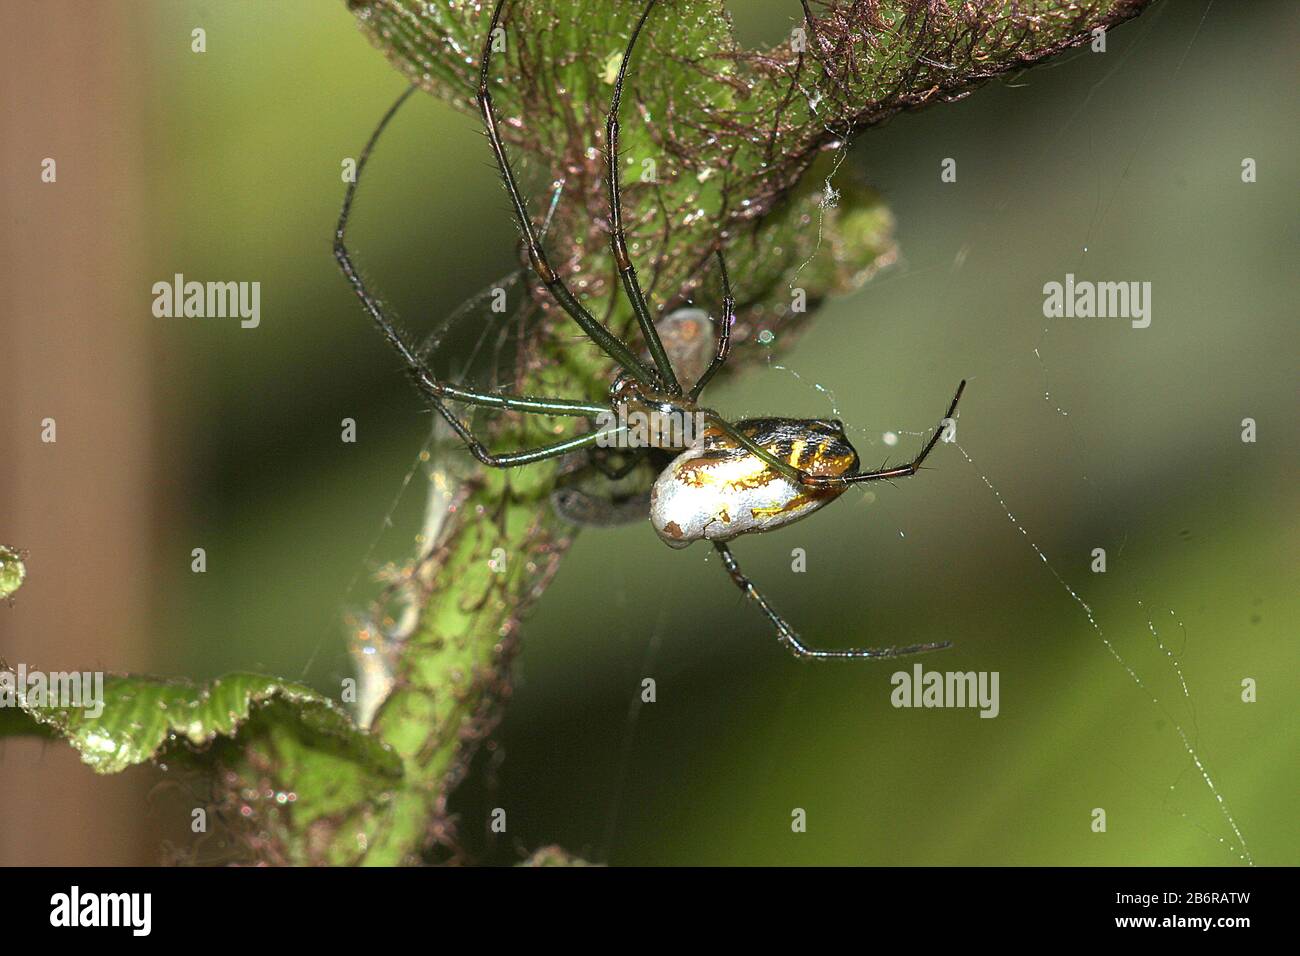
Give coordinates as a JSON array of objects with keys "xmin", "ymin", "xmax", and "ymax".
[
  {"xmin": 606, "ymin": 370, "xmax": 704, "ymax": 451},
  {"xmin": 607, "ymin": 370, "xmax": 643, "ymax": 408}
]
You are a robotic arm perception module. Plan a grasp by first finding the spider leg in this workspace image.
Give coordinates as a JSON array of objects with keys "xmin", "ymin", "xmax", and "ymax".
[
  {"xmin": 687, "ymin": 250, "xmax": 734, "ymax": 401},
  {"xmin": 705, "ymin": 380, "xmax": 966, "ymax": 487},
  {"xmin": 606, "ymin": 0, "xmax": 680, "ymax": 394},
  {"xmin": 713, "ymin": 542, "xmax": 951, "ymax": 660},
  {"xmin": 700, "ymin": 411, "xmax": 805, "ymax": 482},
  {"xmin": 478, "ymin": 0, "xmax": 660, "ymax": 388},
  {"xmin": 334, "ymin": 87, "xmax": 617, "ymax": 468},
  {"xmin": 435, "ymin": 423, "xmax": 623, "ymax": 469},
  {"xmin": 802, "ymin": 380, "xmax": 967, "ymax": 488}
]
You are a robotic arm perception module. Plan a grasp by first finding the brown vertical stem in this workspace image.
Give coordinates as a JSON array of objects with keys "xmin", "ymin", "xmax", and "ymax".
[{"xmin": 0, "ymin": 2, "xmax": 154, "ymax": 865}]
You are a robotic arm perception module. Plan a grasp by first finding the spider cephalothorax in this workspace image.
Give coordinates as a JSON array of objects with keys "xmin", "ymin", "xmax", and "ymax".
[{"xmin": 335, "ymin": 0, "xmax": 965, "ymax": 661}]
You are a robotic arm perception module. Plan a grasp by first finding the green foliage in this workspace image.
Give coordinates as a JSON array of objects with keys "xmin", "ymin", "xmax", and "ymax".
[
  {"xmin": 1, "ymin": 0, "xmax": 1152, "ymax": 866},
  {"xmin": 3, "ymin": 670, "xmax": 403, "ymax": 863},
  {"xmin": 349, "ymin": 0, "xmax": 1149, "ymax": 365},
  {"xmin": 7, "ymin": 672, "xmax": 397, "ymax": 778}
]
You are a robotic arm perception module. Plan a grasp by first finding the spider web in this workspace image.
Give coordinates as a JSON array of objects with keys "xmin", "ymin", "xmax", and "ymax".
[
  {"xmin": 325, "ymin": 179, "xmax": 568, "ymax": 725},
  {"xmin": 719, "ymin": 0, "xmax": 1255, "ymax": 865}
]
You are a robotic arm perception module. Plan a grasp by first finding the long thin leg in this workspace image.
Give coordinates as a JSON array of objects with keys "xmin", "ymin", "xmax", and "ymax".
[
  {"xmin": 703, "ymin": 380, "xmax": 966, "ymax": 488},
  {"xmin": 478, "ymin": 0, "xmax": 659, "ymax": 388},
  {"xmin": 606, "ymin": 0, "xmax": 679, "ymax": 394},
  {"xmin": 418, "ymin": 178, "xmax": 565, "ymax": 364},
  {"xmin": 334, "ymin": 90, "xmax": 606, "ymax": 418},
  {"xmin": 334, "ymin": 87, "xmax": 615, "ymax": 467},
  {"xmin": 803, "ymin": 380, "xmax": 966, "ymax": 488},
  {"xmin": 687, "ymin": 249, "xmax": 734, "ymax": 401},
  {"xmin": 700, "ymin": 410, "xmax": 804, "ymax": 482},
  {"xmin": 713, "ymin": 542, "xmax": 951, "ymax": 661},
  {"xmin": 433, "ymin": 417, "xmax": 622, "ymax": 469}
]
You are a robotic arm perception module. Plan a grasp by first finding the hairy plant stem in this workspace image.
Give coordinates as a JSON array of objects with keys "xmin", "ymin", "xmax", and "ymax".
[{"xmin": 363, "ymin": 461, "xmax": 575, "ymax": 863}]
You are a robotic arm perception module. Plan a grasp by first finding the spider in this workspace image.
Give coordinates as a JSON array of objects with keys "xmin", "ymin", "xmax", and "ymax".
[{"xmin": 335, "ymin": 0, "xmax": 966, "ymax": 661}]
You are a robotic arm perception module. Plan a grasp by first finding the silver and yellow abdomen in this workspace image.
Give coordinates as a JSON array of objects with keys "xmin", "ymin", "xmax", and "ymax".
[{"xmin": 649, "ymin": 418, "xmax": 859, "ymax": 548}]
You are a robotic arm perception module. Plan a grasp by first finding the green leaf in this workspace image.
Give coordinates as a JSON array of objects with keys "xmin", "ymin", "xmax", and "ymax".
[
  {"xmin": 3, "ymin": 670, "xmax": 400, "ymax": 780},
  {"xmin": 348, "ymin": 0, "xmax": 1151, "ymax": 367},
  {"xmin": 348, "ymin": 0, "xmax": 901, "ymax": 374}
]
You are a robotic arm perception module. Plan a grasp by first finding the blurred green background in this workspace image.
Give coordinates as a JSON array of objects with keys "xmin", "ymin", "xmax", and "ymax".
[{"xmin": 2, "ymin": 0, "xmax": 1294, "ymax": 865}]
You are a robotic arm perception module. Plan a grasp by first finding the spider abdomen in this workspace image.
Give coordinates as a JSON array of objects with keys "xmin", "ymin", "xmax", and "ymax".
[{"xmin": 650, "ymin": 418, "xmax": 859, "ymax": 548}]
